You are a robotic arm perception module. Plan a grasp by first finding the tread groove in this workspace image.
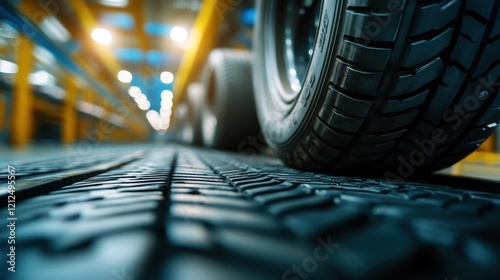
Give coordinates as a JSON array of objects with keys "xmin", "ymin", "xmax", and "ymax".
[
  {"xmin": 410, "ymin": 21, "xmax": 455, "ymax": 41},
  {"xmin": 343, "ymin": 35, "xmax": 395, "ymax": 48}
]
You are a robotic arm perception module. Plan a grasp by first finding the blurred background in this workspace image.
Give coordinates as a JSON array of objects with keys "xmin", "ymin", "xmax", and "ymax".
[
  {"xmin": 0, "ymin": 0, "xmax": 499, "ymax": 179},
  {"xmin": 0, "ymin": 0, "xmax": 254, "ymax": 145}
]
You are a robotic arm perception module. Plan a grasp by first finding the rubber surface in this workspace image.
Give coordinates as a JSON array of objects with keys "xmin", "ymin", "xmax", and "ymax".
[
  {"xmin": 253, "ymin": 0, "xmax": 500, "ymax": 177},
  {"xmin": 201, "ymin": 49, "xmax": 260, "ymax": 150},
  {"xmin": 186, "ymin": 82, "xmax": 205, "ymax": 146},
  {"xmin": 2, "ymin": 145, "xmax": 500, "ymax": 280}
]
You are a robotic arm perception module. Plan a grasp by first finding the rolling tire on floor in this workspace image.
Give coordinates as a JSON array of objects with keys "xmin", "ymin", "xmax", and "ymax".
[
  {"xmin": 253, "ymin": 0, "xmax": 500, "ymax": 178},
  {"xmin": 186, "ymin": 83, "xmax": 205, "ymax": 146},
  {"xmin": 173, "ymin": 102, "xmax": 193, "ymax": 144},
  {"xmin": 201, "ymin": 49, "xmax": 261, "ymax": 150}
]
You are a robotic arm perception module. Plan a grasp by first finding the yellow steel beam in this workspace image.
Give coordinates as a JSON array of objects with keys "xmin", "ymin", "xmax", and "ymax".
[
  {"xmin": 0, "ymin": 91, "xmax": 5, "ymax": 131},
  {"xmin": 128, "ymin": 119, "xmax": 148, "ymax": 140},
  {"xmin": 0, "ymin": 45, "xmax": 10, "ymax": 54},
  {"xmin": 111, "ymin": 128, "xmax": 133, "ymax": 142},
  {"xmin": 77, "ymin": 88, "xmax": 95, "ymax": 140},
  {"xmin": 69, "ymin": 0, "xmax": 122, "ymax": 72},
  {"xmin": 478, "ymin": 135, "xmax": 495, "ymax": 152},
  {"xmin": 62, "ymin": 75, "xmax": 78, "ymax": 144},
  {"xmin": 173, "ymin": 0, "xmax": 224, "ymax": 110},
  {"xmin": 129, "ymin": 1, "xmax": 149, "ymax": 52},
  {"xmin": 19, "ymin": 0, "xmax": 149, "ymax": 131},
  {"xmin": 462, "ymin": 150, "xmax": 500, "ymax": 165},
  {"xmin": 69, "ymin": 0, "xmax": 150, "ymax": 127},
  {"xmin": 19, "ymin": 0, "xmax": 45, "ymax": 23},
  {"xmin": 32, "ymin": 97, "xmax": 63, "ymax": 119},
  {"xmin": 11, "ymin": 35, "xmax": 34, "ymax": 147},
  {"xmin": 87, "ymin": 3, "xmax": 126, "ymax": 13},
  {"xmin": 71, "ymin": 54, "xmax": 144, "ymax": 126},
  {"xmin": 102, "ymin": 99, "xmax": 117, "ymax": 142}
]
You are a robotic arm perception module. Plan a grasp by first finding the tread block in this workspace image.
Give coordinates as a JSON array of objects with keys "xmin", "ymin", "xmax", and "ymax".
[
  {"xmin": 344, "ymin": 10, "xmax": 402, "ymax": 42},
  {"xmin": 339, "ymin": 40, "xmax": 392, "ymax": 71},
  {"xmin": 423, "ymin": 66, "xmax": 466, "ymax": 125},
  {"xmin": 492, "ymin": 12, "xmax": 500, "ymax": 39},
  {"xmin": 313, "ymin": 119, "xmax": 354, "ymax": 148},
  {"xmin": 452, "ymin": 35, "xmax": 481, "ymax": 70},
  {"xmin": 411, "ymin": 0, "xmax": 460, "ymax": 36},
  {"xmin": 347, "ymin": 0, "xmax": 406, "ymax": 12},
  {"xmin": 399, "ymin": 121, "xmax": 435, "ymax": 142},
  {"xmin": 319, "ymin": 108, "xmax": 365, "ymax": 133},
  {"xmin": 401, "ymin": 28, "xmax": 453, "ymax": 67},
  {"xmin": 282, "ymin": 205, "xmax": 366, "ymax": 237},
  {"xmin": 351, "ymin": 141, "xmax": 398, "ymax": 156},
  {"xmin": 365, "ymin": 109, "xmax": 419, "ymax": 133},
  {"xmin": 345, "ymin": 153, "xmax": 386, "ymax": 164},
  {"xmin": 325, "ymin": 85, "xmax": 373, "ymax": 117},
  {"xmin": 331, "ymin": 59, "xmax": 383, "ymax": 95},
  {"xmin": 461, "ymin": 15, "xmax": 488, "ymax": 44},
  {"xmin": 393, "ymin": 57, "xmax": 444, "ymax": 96},
  {"xmin": 476, "ymin": 93, "xmax": 500, "ymax": 126},
  {"xmin": 293, "ymin": 146, "xmax": 325, "ymax": 170},
  {"xmin": 303, "ymin": 134, "xmax": 342, "ymax": 164},
  {"xmin": 267, "ymin": 195, "xmax": 333, "ymax": 217},
  {"xmin": 382, "ymin": 90, "xmax": 428, "ymax": 113},
  {"xmin": 361, "ymin": 129, "xmax": 407, "ymax": 144},
  {"xmin": 465, "ymin": 0, "xmax": 496, "ymax": 21},
  {"xmin": 473, "ymin": 38, "xmax": 500, "ymax": 77}
]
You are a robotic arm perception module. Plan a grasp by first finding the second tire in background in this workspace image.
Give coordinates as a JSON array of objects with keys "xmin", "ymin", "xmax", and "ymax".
[{"xmin": 199, "ymin": 49, "xmax": 261, "ymax": 151}]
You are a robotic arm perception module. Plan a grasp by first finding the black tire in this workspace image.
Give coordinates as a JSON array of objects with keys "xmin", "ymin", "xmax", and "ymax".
[
  {"xmin": 253, "ymin": 0, "xmax": 500, "ymax": 178},
  {"xmin": 172, "ymin": 102, "xmax": 193, "ymax": 143},
  {"xmin": 201, "ymin": 49, "xmax": 260, "ymax": 150},
  {"xmin": 186, "ymin": 82, "xmax": 205, "ymax": 146}
]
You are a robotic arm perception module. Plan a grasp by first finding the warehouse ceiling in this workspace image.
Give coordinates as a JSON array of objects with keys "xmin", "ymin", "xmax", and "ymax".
[
  {"xmin": 3, "ymin": 0, "xmax": 203, "ymax": 128},
  {"xmin": 1, "ymin": 0, "xmax": 254, "ymax": 134}
]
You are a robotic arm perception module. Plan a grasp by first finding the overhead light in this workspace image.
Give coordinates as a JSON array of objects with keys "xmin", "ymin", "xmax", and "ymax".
[
  {"xmin": 170, "ymin": 26, "xmax": 187, "ymax": 42},
  {"xmin": 161, "ymin": 99, "xmax": 173, "ymax": 109},
  {"xmin": 146, "ymin": 110, "xmax": 161, "ymax": 130},
  {"xmin": 100, "ymin": 0, "xmax": 129, "ymax": 8},
  {"xmin": 161, "ymin": 90, "xmax": 173, "ymax": 100},
  {"xmin": 128, "ymin": 86, "xmax": 141, "ymax": 97},
  {"xmin": 40, "ymin": 16, "xmax": 70, "ymax": 43},
  {"xmin": 138, "ymin": 100, "xmax": 150, "ymax": 110},
  {"xmin": 146, "ymin": 110, "xmax": 160, "ymax": 121},
  {"xmin": 34, "ymin": 46, "xmax": 55, "ymax": 66},
  {"xmin": 134, "ymin": 93, "xmax": 148, "ymax": 104},
  {"xmin": 91, "ymin": 28, "xmax": 112, "ymax": 45},
  {"xmin": 160, "ymin": 71, "xmax": 174, "ymax": 84},
  {"xmin": 109, "ymin": 114, "xmax": 125, "ymax": 126},
  {"xmin": 117, "ymin": 70, "xmax": 132, "ymax": 83},
  {"xmin": 29, "ymin": 70, "xmax": 56, "ymax": 86},
  {"xmin": 160, "ymin": 107, "xmax": 172, "ymax": 117},
  {"xmin": 0, "ymin": 59, "xmax": 18, "ymax": 74}
]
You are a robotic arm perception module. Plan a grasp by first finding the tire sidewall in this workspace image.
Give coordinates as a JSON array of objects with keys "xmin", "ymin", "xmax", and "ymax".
[{"xmin": 253, "ymin": 0, "xmax": 341, "ymax": 155}]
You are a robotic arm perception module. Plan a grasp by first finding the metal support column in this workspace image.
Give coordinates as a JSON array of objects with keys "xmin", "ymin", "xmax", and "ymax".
[
  {"xmin": 62, "ymin": 75, "xmax": 78, "ymax": 144},
  {"xmin": 0, "ymin": 89, "xmax": 5, "ymax": 132},
  {"xmin": 11, "ymin": 35, "xmax": 34, "ymax": 147},
  {"xmin": 173, "ymin": 0, "xmax": 224, "ymax": 110},
  {"xmin": 78, "ymin": 88, "xmax": 94, "ymax": 140}
]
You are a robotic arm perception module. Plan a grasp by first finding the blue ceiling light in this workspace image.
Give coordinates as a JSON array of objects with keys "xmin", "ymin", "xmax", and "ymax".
[
  {"xmin": 146, "ymin": 50, "xmax": 171, "ymax": 65},
  {"xmin": 114, "ymin": 47, "xmax": 143, "ymax": 62},
  {"xmin": 144, "ymin": 22, "xmax": 173, "ymax": 37},
  {"xmin": 65, "ymin": 40, "xmax": 81, "ymax": 54},
  {"xmin": 241, "ymin": 7, "xmax": 256, "ymax": 26},
  {"xmin": 101, "ymin": 13, "xmax": 135, "ymax": 29}
]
